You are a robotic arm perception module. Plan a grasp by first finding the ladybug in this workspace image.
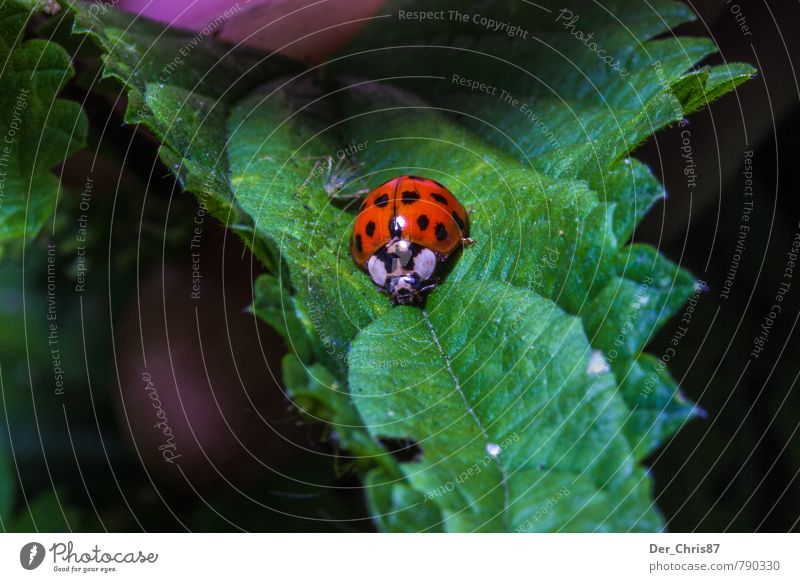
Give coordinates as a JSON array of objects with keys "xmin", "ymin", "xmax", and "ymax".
[{"xmin": 350, "ymin": 175, "xmax": 472, "ymax": 306}]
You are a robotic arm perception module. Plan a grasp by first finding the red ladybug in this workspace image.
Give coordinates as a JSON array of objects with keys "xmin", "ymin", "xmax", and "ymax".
[{"xmin": 350, "ymin": 175, "xmax": 472, "ymax": 305}]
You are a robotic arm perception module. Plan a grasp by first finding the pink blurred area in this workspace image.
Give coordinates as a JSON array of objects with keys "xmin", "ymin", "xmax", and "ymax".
[{"xmin": 115, "ymin": 0, "xmax": 387, "ymax": 63}]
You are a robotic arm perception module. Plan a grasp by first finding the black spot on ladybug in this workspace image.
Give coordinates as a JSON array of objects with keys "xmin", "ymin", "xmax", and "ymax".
[
  {"xmin": 354, "ymin": 234, "xmax": 363, "ymax": 253},
  {"xmin": 365, "ymin": 221, "xmax": 376, "ymax": 237},
  {"xmin": 431, "ymin": 192, "xmax": 448, "ymax": 205},
  {"xmin": 389, "ymin": 217, "xmax": 403, "ymax": 237},
  {"xmin": 417, "ymin": 214, "xmax": 430, "ymax": 230},
  {"xmin": 401, "ymin": 190, "xmax": 420, "ymax": 204},
  {"xmin": 375, "ymin": 193, "xmax": 389, "ymax": 208},
  {"xmin": 378, "ymin": 437, "xmax": 423, "ymax": 463},
  {"xmin": 451, "ymin": 211, "xmax": 465, "ymax": 231},
  {"xmin": 435, "ymin": 223, "xmax": 448, "ymax": 241}
]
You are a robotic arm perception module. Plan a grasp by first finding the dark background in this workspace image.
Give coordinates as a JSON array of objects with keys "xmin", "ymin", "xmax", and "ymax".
[
  {"xmin": 1, "ymin": 0, "xmax": 799, "ymax": 532},
  {"xmin": 639, "ymin": 0, "xmax": 800, "ymax": 532}
]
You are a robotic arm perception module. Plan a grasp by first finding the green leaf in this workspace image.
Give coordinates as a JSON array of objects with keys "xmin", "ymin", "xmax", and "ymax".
[
  {"xmin": 364, "ymin": 467, "xmax": 443, "ymax": 532},
  {"xmin": 281, "ymin": 352, "xmax": 394, "ymax": 469},
  {"xmin": 350, "ymin": 282, "xmax": 660, "ymax": 532},
  {"xmin": 584, "ymin": 245, "xmax": 702, "ymax": 459},
  {"xmin": 0, "ymin": 0, "xmax": 87, "ymax": 243},
  {"xmin": 332, "ymin": 85, "xmax": 696, "ymax": 465},
  {"xmin": 71, "ymin": 0, "xmax": 754, "ymax": 531},
  {"xmin": 70, "ymin": 2, "xmax": 299, "ymax": 263},
  {"xmin": 251, "ymin": 273, "xmax": 315, "ymax": 363},
  {"xmin": 331, "ymin": 2, "xmax": 715, "ymax": 179},
  {"xmin": 617, "ymin": 354, "xmax": 699, "ymax": 460},
  {"xmin": 226, "ymin": 84, "xmax": 388, "ymax": 376},
  {"xmin": 676, "ymin": 62, "xmax": 756, "ymax": 115}
]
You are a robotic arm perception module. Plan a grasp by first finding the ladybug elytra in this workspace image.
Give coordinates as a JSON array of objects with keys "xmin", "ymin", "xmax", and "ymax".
[{"xmin": 350, "ymin": 175, "xmax": 472, "ymax": 306}]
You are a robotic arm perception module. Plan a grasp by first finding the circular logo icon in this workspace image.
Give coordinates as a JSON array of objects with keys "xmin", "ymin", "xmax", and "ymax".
[{"xmin": 19, "ymin": 542, "xmax": 46, "ymax": 570}]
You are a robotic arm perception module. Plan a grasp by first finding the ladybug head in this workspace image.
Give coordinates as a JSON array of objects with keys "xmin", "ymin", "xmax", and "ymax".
[{"xmin": 387, "ymin": 274, "xmax": 424, "ymax": 306}]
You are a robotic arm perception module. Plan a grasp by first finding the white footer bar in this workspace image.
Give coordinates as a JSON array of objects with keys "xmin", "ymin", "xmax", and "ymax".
[{"xmin": 1, "ymin": 533, "xmax": 797, "ymax": 580}]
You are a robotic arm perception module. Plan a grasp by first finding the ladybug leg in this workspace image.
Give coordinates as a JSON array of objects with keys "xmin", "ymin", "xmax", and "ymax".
[
  {"xmin": 424, "ymin": 274, "xmax": 441, "ymax": 284},
  {"xmin": 419, "ymin": 282, "xmax": 439, "ymax": 294},
  {"xmin": 463, "ymin": 209, "xmax": 477, "ymax": 246}
]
